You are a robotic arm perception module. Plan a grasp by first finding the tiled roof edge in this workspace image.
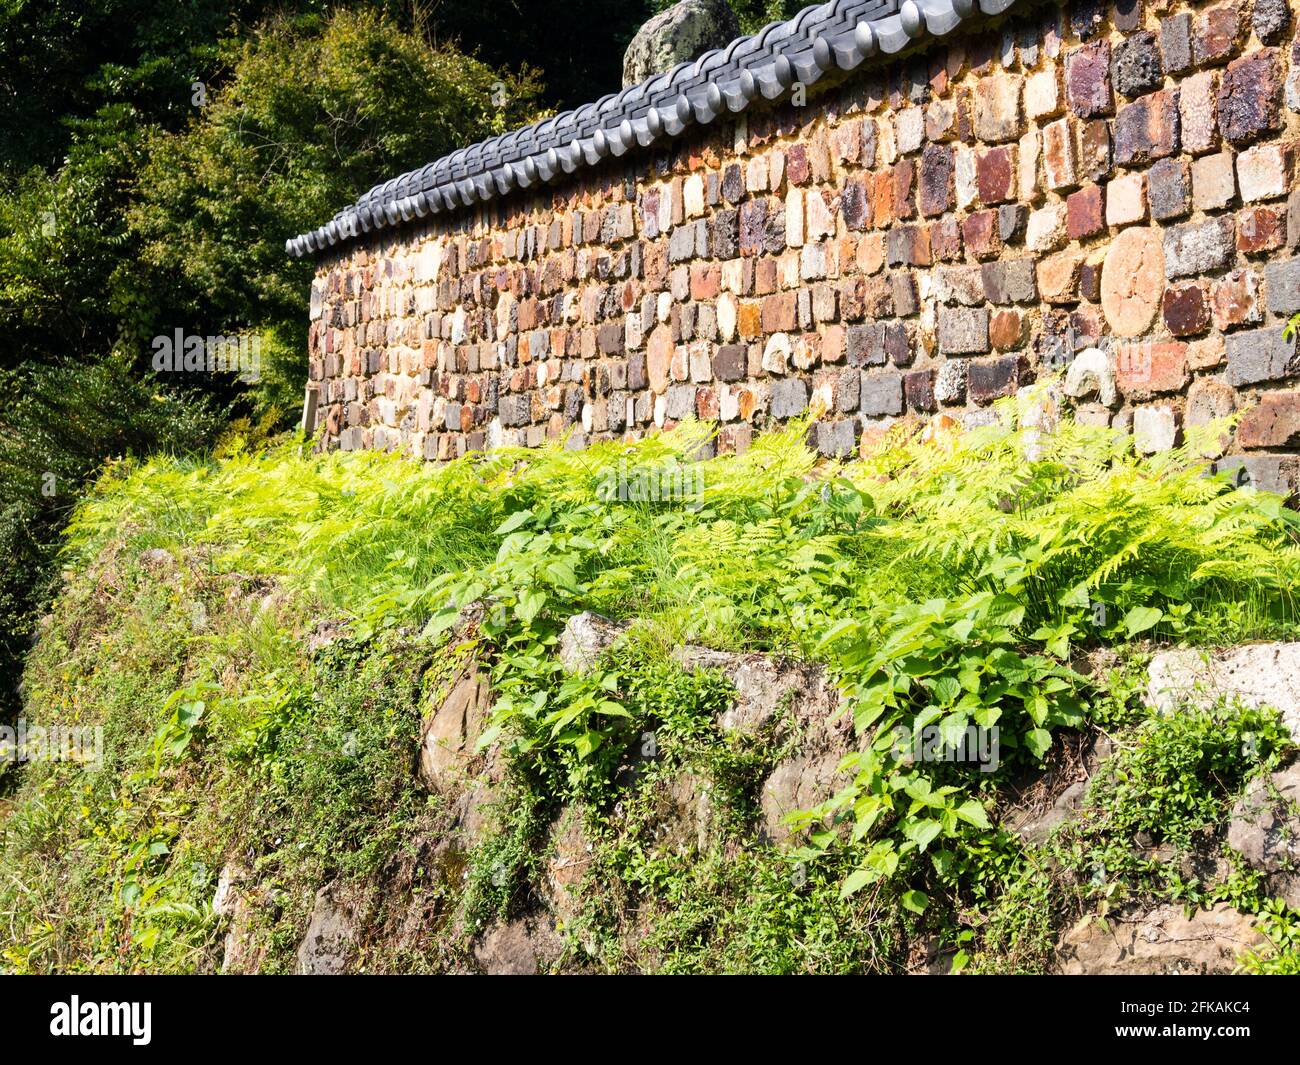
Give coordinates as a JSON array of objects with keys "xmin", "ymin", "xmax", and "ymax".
[{"xmin": 285, "ymin": 0, "xmax": 1019, "ymax": 259}]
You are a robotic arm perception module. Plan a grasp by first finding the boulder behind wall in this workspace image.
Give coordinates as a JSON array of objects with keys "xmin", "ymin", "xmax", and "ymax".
[
  {"xmin": 1055, "ymin": 903, "xmax": 1264, "ymax": 975},
  {"xmin": 1146, "ymin": 643, "xmax": 1300, "ymax": 740},
  {"xmin": 1227, "ymin": 759, "xmax": 1300, "ymax": 908},
  {"xmin": 621, "ymin": 0, "xmax": 741, "ymax": 87}
]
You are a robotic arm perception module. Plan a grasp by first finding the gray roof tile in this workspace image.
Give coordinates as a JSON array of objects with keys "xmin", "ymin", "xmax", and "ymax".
[{"xmin": 287, "ymin": 0, "xmax": 1019, "ymax": 257}]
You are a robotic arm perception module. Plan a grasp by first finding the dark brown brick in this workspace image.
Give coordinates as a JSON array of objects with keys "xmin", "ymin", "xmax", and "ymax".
[
  {"xmin": 1114, "ymin": 90, "xmax": 1180, "ymax": 166},
  {"xmin": 1162, "ymin": 281, "xmax": 1211, "ymax": 336},
  {"xmin": 968, "ymin": 355, "xmax": 1025, "ymax": 403},
  {"xmin": 904, "ymin": 369, "xmax": 937, "ymax": 412},
  {"xmin": 918, "ymin": 144, "xmax": 955, "ymax": 218}
]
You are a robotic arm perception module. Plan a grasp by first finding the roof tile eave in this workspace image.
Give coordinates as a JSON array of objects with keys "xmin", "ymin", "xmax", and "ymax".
[{"xmin": 287, "ymin": 0, "xmax": 1012, "ymax": 259}]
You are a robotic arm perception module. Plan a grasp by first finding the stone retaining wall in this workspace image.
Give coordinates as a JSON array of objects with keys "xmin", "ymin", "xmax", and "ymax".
[{"xmin": 304, "ymin": 0, "xmax": 1300, "ymax": 494}]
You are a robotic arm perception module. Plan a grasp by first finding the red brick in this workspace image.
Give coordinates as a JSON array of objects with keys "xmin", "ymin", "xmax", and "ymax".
[
  {"xmin": 1238, "ymin": 391, "xmax": 1300, "ymax": 448},
  {"xmin": 1115, "ymin": 341, "xmax": 1189, "ymax": 397},
  {"xmin": 962, "ymin": 210, "xmax": 1002, "ymax": 260},
  {"xmin": 1067, "ymin": 185, "xmax": 1105, "ymax": 239},
  {"xmin": 976, "ymin": 146, "xmax": 1016, "ymax": 205},
  {"xmin": 1237, "ymin": 204, "xmax": 1287, "ymax": 253}
]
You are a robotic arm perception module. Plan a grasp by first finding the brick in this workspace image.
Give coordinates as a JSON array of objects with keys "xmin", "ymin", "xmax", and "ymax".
[
  {"xmin": 860, "ymin": 371, "xmax": 904, "ymax": 416},
  {"xmin": 1114, "ymin": 90, "xmax": 1180, "ymax": 166},
  {"xmin": 1067, "ymin": 41, "xmax": 1113, "ymax": 119},
  {"xmin": 841, "ymin": 179, "xmax": 872, "ymax": 230},
  {"xmin": 846, "ymin": 323, "xmax": 886, "ymax": 367},
  {"xmin": 1265, "ymin": 257, "xmax": 1300, "ymax": 315},
  {"xmin": 999, "ymin": 204, "xmax": 1027, "ymax": 244},
  {"xmin": 1163, "ymin": 217, "xmax": 1236, "ymax": 278},
  {"xmin": 934, "ymin": 359, "xmax": 967, "ymax": 404},
  {"xmin": 1105, "ymin": 172, "xmax": 1147, "ymax": 226},
  {"xmin": 962, "ymin": 210, "xmax": 1003, "ymax": 260},
  {"xmin": 836, "ymin": 367, "xmax": 860, "ymax": 412},
  {"xmin": 1102, "ymin": 226, "xmax": 1166, "ymax": 335},
  {"xmin": 1187, "ymin": 335, "xmax": 1227, "ymax": 370},
  {"xmin": 1225, "ymin": 325, "xmax": 1299, "ymax": 385},
  {"xmin": 1238, "ymin": 391, "xmax": 1300, "ymax": 448},
  {"xmin": 1113, "ymin": 0, "xmax": 1141, "ymax": 34},
  {"xmin": 937, "ymin": 306, "xmax": 990, "ymax": 355},
  {"xmin": 990, "ymin": 309, "xmax": 1023, "ymax": 350},
  {"xmin": 973, "ymin": 74, "xmax": 1024, "ymax": 143},
  {"xmin": 1159, "ymin": 13, "xmax": 1193, "ymax": 75},
  {"xmin": 1026, "ymin": 203, "xmax": 1068, "ymax": 253},
  {"xmin": 1193, "ymin": 5, "xmax": 1241, "ymax": 68},
  {"xmin": 886, "ymin": 225, "xmax": 930, "ymax": 267},
  {"xmin": 1037, "ymin": 250, "xmax": 1084, "ymax": 304},
  {"xmin": 770, "ymin": 377, "xmax": 809, "ymax": 418},
  {"xmin": 1216, "ymin": 453, "xmax": 1300, "ymax": 497},
  {"xmin": 1025, "ymin": 68, "xmax": 1062, "ymax": 120},
  {"xmin": 918, "ymin": 144, "xmax": 955, "ymax": 217},
  {"xmin": 936, "ymin": 265, "xmax": 985, "ymax": 306},
  {"xmin": 712, "ymin": 343, "xmax": 747, "ymax": 382},
  {"xmin": 1041, "ymin": 118, "xmax": 1077, "ymax": 191},
  {"xmin": 1113, "ymin": 31, "xmax": 1163, "ymax": 99},
  {"xmin": 900, "ymin": 107, "xmax": 927, "ymax": 155},
  {"xmin": 931, "ymin": 217, "xmax": 963, "ymax": 261},
  {"xmin": 1237, "ymin": 143, "xmax": 1291, "ymax": 203},
  {"xmin": 1148, "ymin": 158, "xmax": 1191, "ymax": 221},
  {"xmin": 926, "ymin": 98, "xmax": 959, "ymax": 142},
  {"xmin": 1067, "ymin": 185, "xmax": 1105, "ymax": 240},
  {"xmin": 982, "ymin": 259, "xmax": 1038, "ymax": 304},
  {"xmin": 1115, "ymin": 341, "xmax": 1188, "ymax": 397},
  {"xmin": 1210, "ymin": 269, "xmax": 1262, "ymax": 331},
  {"xmin": 1237, "ymin": 205, "xmax": 1286, "ymax": 254},
  {"xmin": 1133, "ymin": 404, "xmax": 1179, "ymax": 453},
  {"xmin": 1253, "ymin": 0, "xmax": 1291, "ymax": 46},
  {"xmin": 1179, "ymin": 72, "xmax": 1220, "ymax": 156},
  {"xmin": 1191, "ymin": 151, "xmax": 1235, "ymax": 211},
  {"xmin": 1079, "ymin": 119, "xmax": 1112, "ymax": 180},
  {"xmin": 1186, "ymin": 378, "xmax": 1236, "ymax": 453},
  {"xmin": 815, "ymin": 419, "xmax": 858, "ymax": 457},
  {"xmin": 903, "ymin": 370, "xmax": 937, "ymax": 412},
  {"xmin": 976, "ymin": 146, "xmax": 1016, "ymax": 205},
  {"xmin": 968, "ymin": 355, "xmax": 1024, "ymax": 404},
  {"xmin": 1071, "ymin": 0, "xmax": 1105, "ymax": 42},
  {"xmin": 1161, "ymin": 282, "xmax": 1210, "ymax": 337},
  {"xmin": 1217, "ymin": 50, "xmax": 1283, "ymax": 146},
  {"xmin": 956, "ymin": 145, "xmax": 978, "ymax": 209}
]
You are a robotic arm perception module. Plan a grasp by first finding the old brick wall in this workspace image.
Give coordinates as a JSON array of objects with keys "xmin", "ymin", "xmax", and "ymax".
[{"xmin": 305, "ymin": 0, "xmax": 1300, "ymax": 492}]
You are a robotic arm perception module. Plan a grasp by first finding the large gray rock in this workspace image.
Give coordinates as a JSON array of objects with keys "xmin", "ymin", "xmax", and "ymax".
[
  {"xmin": 558, "ymin": 611, "xmax": 626, "ymax": 673},
  {"xmin": 622, "ymin": 0, "xmax": 741, "ymax": 87},
  {"xmin": 1227, "ymin": 760, "xmax": 1300, "ymax": 908},
  {"xmin": 1146, "ymin": 643, "xmax": 1300, "ymax": 741},
  {"xmin": 473, "ymin": 917, "xmax": 565, "ymax": 975},
  {"xmin": 295, "ymin": 882, "xmax": 359, "ymax": 975},
  {"xmin": 673, "ymin": 645, "xmax": 848, "ymax": 840},
  {"xmin": 417, "ymin": 665, "xmax": 493, "ymax": 787},
  {"xmin": 1055, "ymin": 903, "xmax": 1264, "ymax": 974}
]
